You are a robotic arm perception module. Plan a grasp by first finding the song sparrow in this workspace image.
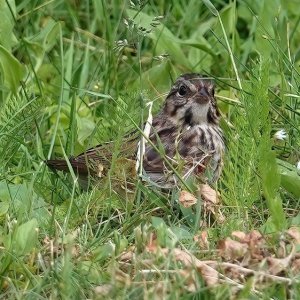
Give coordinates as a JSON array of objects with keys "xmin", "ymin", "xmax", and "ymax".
[{"xmin": 45, "ymin": 73, "xmax": 225, "ymax": 188}]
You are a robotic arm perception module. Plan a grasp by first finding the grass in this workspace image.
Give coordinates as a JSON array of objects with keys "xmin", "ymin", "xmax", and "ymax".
[{"xmin": 0, "ymin": 0, "xmax": 300, "ymax": 299}]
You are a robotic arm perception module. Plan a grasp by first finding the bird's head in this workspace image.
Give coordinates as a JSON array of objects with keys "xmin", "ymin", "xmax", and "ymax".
[{"xmin": 163, "ymin": 73, "xmax": 220, "ymax": 126}]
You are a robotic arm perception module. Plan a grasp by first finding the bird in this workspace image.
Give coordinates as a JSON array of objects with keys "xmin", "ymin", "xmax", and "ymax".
[{"xmin": 45, "ymin": 73, "xmax": 225, "ymax": 188}]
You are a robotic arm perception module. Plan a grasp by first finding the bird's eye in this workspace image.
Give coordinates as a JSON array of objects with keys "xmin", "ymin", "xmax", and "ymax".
[{"xmin": 178, "ymin": 85, "xmax": 188, "ymax": 96}]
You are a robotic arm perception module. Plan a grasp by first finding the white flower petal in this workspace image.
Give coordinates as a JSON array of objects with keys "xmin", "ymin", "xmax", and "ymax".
[{"xmin": 274, "ymin": 129, "xmax": 287, "ymax": 140}]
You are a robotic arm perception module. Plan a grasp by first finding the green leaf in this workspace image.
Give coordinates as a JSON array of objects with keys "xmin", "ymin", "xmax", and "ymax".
[
  {"xmin": 254, "ymin": 60, "xmax": 286, "ymax": 230},
  {"xmin": 127, "ymin": 9, "xmax": 191, "ymax": 68},
  {"xmin": 23, "ymin": 20, "xmax": 60, "ymax": 71},
  {"xmin": 0, "ymin": 202, "xmax": 9, "ymax": 216},
  {"xmin": 0, "ymin": 0, "xmax": 18, "ymax": 50},
  {"xmin": 151, "ymin": 216, "xmax": 166, "ymax": 228},
  {"xmin": 260, "ymin": 147, "xmax": 280, "ymax": 200},
  {"xmin": 290, "ymin": 213, "xmax": 300, "ymax": 226},
  {"xmin": 63, "ymin": 37, "xmax": 75, "ymax": 103},
  {"xmin": 0, "ymin": 182, "xmax": 50, "ymax": 225},
  {"xmin": 42, "ymin": 20, "xmax": 60, "ymax": 52},
  {"xmin": 77, "ymin": 117, "xmax": 96, "ymax": 145},
  {"xmin": 79, "ymin": 40, "xmax": 90, "ymax": 91},
  {"xmin": 0, "ymin": 46, "xmax": 26, "ymax": 95},
  {"xmin": 180, "ymin": 38, "xmax": 215, "ymax": 57},
  {"xmin": 93, "ymin": 243, "xmax": 115, "ymax": 262},
  {"xmin": 202, "ymin": 0, "xmax": 219, "ymax": 16},
  {"xmin": 170, "ymin": 225, "xmax": 193, "ymax": 240},
  {"xmin": 254, "ymin": 0, "xmax": 280, "ymax": 56},
  {"xmin": 13, "ymin": 218, "xmax": 38, "ymax": 256},
  {"xmin": 130, "ymin": 61, "xmax": 171, "ymax": 92},
  {"xmin": 277, "ymin": 161, "xmax": 300, "ymax": 198},
  {"xmin": 180, "ymin": 206, "xmax": 196, "ymax": 227}
]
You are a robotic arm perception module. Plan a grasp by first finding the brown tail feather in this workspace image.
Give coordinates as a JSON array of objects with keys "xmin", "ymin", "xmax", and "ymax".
[
  {"xmin": 45, "ymin": 159, "xmax": 70, "ymax": 172},
  {"xmin": 45, "ymin": 159, "xmax": 92, "ymax": 176}
]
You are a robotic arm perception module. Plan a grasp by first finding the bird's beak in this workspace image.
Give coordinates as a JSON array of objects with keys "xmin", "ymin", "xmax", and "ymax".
[
  {"xmin": 195, "ymin": 86, "xmax": 210, "ymax": 104},
  {"xmin": 199, "ymin": 86, "xmax": 209, "ymax": 97}
]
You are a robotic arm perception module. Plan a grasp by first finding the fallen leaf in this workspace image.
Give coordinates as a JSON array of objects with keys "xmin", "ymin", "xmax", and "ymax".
[
  {"xmin": 231, "ymin": 230, "xmax": 265, "ymax": 260},
  {"xmin": 199, "ymin": 184, "xmax": 219, "ymax": 205},
  {"xmin": 267, "ymin": 246, "xmax": 295, "ymax": 275},
  {"xmin": 179, "ymin": 190, "xmax": 197, "ymax": 208},
  {"xmin": 159, "ymin": 248, "xmax": 219, "ymax": 287},
  {"xmin": 231, "ymin": 231, "xmax": 247, "ymax": 242},
  {"xmin": 114, "ymin": 268, "xmax": 131, "ymax": 285},
  {"xmin": 291, "ymin": 258, "xmax": 300, "ymax": 274},
  {"xmin": 267, "ymin": 256, "xmax": 290, "ymax": 275},
  {"xmin": 70, "ymin": 244, "xmax": 80, "ymax": 258},
  {"xmin": 178, "ymin": 269, "xmax": 198, "ymax": 292},
  {"xmin": 248, "ymin": 231, "xmax": 265, "ymax": 259},
  {"xmin": 146, "ymin": 232, "xmax": 158, "ymax": 252},
  {"xmin": 248, "ymin": 230, "xmax": 263, "ymax": 243},
  {"xmin": 286, "ymin": 227, "xmax": 300, "ymax": 245},
  {"xmin": 199, "ymin": 262, "xmax": 219, "ymax": 287},
  {"xmin": 216, "ymin": 211, "xmax": 225, "ymax": 223},
  {"xmin": 199, "ymin": 184, "xmax": 224, "ymax": 222},
  {"xmin": 218, "ymin": 238, "xmax": 248, "ymax": 260},
  {"xmin": 194, "ymin": 231, "xmax": 209, "ymax": 250},
  {"xmin": 119, "ymin": 249, "xmax": 134, "ymax": 262},
  {"xmin": 42, "ymin": 236, "xmax": 62, "ymax": 257}
]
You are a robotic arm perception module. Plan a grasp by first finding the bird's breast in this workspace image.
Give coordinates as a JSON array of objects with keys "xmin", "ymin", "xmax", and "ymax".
[{"xmin": 178, "ymin": 124, "xmax": 224, "ymax": 158}]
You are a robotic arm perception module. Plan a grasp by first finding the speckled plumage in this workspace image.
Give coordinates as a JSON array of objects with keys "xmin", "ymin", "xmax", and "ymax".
[{"xmin": 46, "ymin": 73, "xmax": 225, "ymax": 187}]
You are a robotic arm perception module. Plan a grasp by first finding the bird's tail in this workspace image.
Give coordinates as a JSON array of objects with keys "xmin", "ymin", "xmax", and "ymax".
[
  {"xmin": 45, "ymin": 158, "xmax": 92, "ymax": 176},
  {"xmin": 45, "ymin": 159, "xmax": 70, "ymax": 172}
]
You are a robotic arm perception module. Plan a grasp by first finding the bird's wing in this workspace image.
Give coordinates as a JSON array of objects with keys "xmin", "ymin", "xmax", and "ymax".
[{"xmin": 46, "ymin": 133, "xmax": 139, "ymax": 176}]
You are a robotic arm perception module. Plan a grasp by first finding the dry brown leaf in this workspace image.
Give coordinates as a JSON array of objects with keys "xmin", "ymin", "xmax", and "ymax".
[
  {"xmin": 114, "ymin": 227, "xmax": 300, "ymax": 292},
  {"xmin": 216, "ymin": 211, "xmax": 225, "ymax": 223},
  {"xmin": 114, "ymin": 268, "xmax": 131, "ymax": 285},
  {"xmin": 116, "ymin": 226, "xmax": 300, "ymax": 291},
  {"xmin": 248, "ymin": 230, "xmax": 263, "ymax": 242},
  {"xmin": 172, "ymin": 248, "xmax": 219, "ymax": 287},
  {"xmin": 218, "ymin": 238, "xmax": 248, "ymax": 260},
  {"xmin": 267, "ymin": 246, "xmax": 295, "ymax": 275},
  {"xmin": 199, "ymin": 184, "xmax": 219, "ymax": 205},
  {"xmin": 178, "ymin": 269, "xmax": 198, "ymax": 292},
  {"xmin": 200, "ymin": 265, "xmax": 219, "ymax": 286},
  {"xmin": 267, "ymin": 256, "xmax": 290, "ymax": 275},
  {"xmin": 231, "ymin": 231, "xmax": 247, "ymax": 242},
  {"xmin": 158, "ymin": 248, "xmax": 219, "ymax": 287},
  {"xmin": 119, "ymin": 249, "xmax": 135, "ymax": 262},
  {"xmin": 199, "ymin": 263, "xmax": 219, "ymax": 287},
  {"xmin": 232, "ymin": 230, "xmax": 262, "ymax": 244},
  {"xmin": 199, "ymin": 184, "xmax": 225, "ymax": 223},
  {"xmin": 291, "ymin": 258, "xmax": 300, "ymax": 274},
  {"xmin": 248, "ymin": 231, "xmax": 265, "ymax": 259},
  {"xmin": 286, "ymin": 227, "xmax": 300, "ymax": 245},
  {"xmin": 179, "ymin": 190, "xmax": 198, "ymax": 208},
  {"xmin": 231, "ymin": 230, "xmax": 265, "ymax": 260},
  {"xmin": 194, "ymin": 231, "xmax": 209, "ymax": 250},
  {"xmin": 146, "ymin": 233, "xmax": 158, "ymax": 252},
  {"xmin": 70, "ymin": 244, "xmax": 80, "ymax": 258},
  {"xmin": 226, "ymin": 265, "xmax": 245, "ymax": 281},
  {"xmin": 42, "ymin": 236, "xmax": 62, "ymax": 257}
]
